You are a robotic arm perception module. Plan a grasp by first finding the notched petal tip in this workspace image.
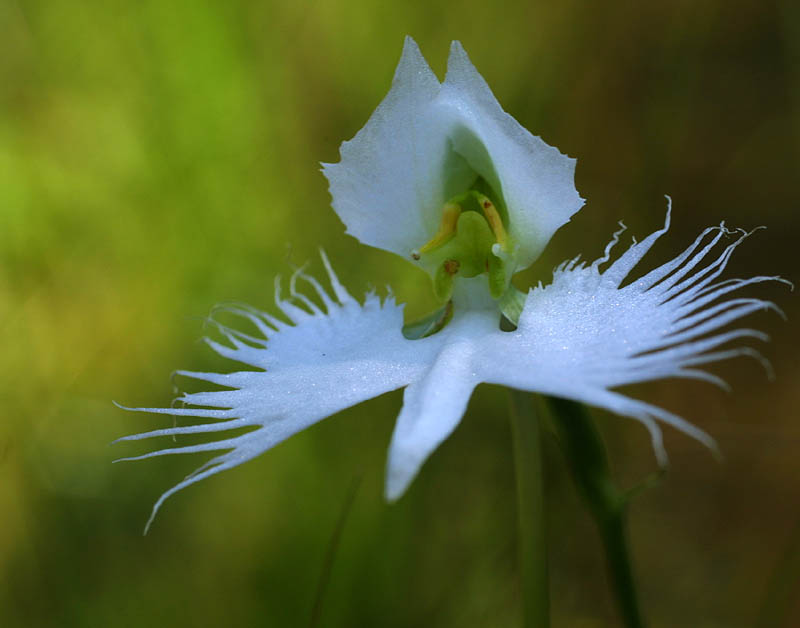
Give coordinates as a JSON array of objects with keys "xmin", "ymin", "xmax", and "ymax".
[
  {"xmin": 398, "ymin": 35, "xmax": 426, "ymax": 69},
  {"xmin": 445, "ymin": 39, "xmax": 473, "ymax": 76}
]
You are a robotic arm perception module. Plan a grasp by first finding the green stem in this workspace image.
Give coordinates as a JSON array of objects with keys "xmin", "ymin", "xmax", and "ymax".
[
  {"xmin": 509, "ymin": 390, "xmax": 549, "ymax": 628},
  {"xmin": 598, "ymin": 506, "xmax": 643, "ymax": 628},
  {"xmin": 309, "ymin": 475, "xmax": 361, "ymax": 628},
  {"xmin": 756, "ymin": 514, "xmax": 800, "ymax": 628},
  {"xmin": 546, "ymin": 396, "xmax": 645, "ymax": 628}
]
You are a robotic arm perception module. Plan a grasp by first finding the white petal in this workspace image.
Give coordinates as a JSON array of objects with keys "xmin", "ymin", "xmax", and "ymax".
[
  {"xmin": 117, "ymin": 254, "xmax": 436, "ymax": 532},
  {"xmin": 384, "ymin": 309, "xmax": 496, "ymax": 500},
  {"xmin": 434, "ymin": 41, "xmax": 584, "ymax": 269},
  {"xmin": 476, "ymin": 207, "xmax": 786, "ymax": 463},
  {"xmin": 323, "ymin": 38, "xmax": 583, "ymax": 270},
  {"xmin": 119, "ymin": 208, "xmax": 784, "ymax": 525},
  {"xmin": 322, "ymin": 37, "xmax": 458, "ymax": 260}
]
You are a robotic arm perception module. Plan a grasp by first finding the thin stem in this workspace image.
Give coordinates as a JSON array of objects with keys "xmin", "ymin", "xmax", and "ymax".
[
  {"xmin": 546, "ymin": 396, "xmax": 645, "ymax": 628},
  {"xmin": 509, "ymin": 390, "xmax": 549, "ymax": 628},
  {"xmin": 756, "ymin": 513, "xmax": 800, "ymax": 628},
  {"xmin": 598, "ymin": 506, "xmax": 643, "ymax": 628},
  {"xmin": 309, "ymin": 475, "xmax": 361, "ymax": 628}
]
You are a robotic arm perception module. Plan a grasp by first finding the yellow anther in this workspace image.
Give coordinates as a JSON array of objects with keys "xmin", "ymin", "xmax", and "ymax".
[
  {"xmin": 475, "ymin": 192, "xmax": 508, "ymax": 250},
  {"xmin": 412, "ymin": 187, "xmax": 513, "ymax": 302},
  {"xmin": 418, "ymin": 202, "xmax": 462, "ymax": 255}
]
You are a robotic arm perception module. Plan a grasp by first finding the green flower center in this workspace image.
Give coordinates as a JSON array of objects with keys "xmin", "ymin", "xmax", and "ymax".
[{"xmin": 411, "ymin": 189, "xmax": 513, "ymax": 302}]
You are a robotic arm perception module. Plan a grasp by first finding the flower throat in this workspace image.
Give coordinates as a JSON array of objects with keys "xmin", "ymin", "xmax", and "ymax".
[{"xmin": 411, "ymin": 187, "xmax": 512, "ymax": 302}]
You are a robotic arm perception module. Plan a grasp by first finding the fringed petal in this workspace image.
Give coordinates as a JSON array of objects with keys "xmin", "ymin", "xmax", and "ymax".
[
  {"xmin": 117, "ymin": 253, "xmax": 436, "ymax": 532},
  {"xmin": 118, "ymin": 207, "xmax": 786, "ymax": 529},
  {"xmin": 477, "ymin": 206, "xmax": 787, "ymax": 463}
]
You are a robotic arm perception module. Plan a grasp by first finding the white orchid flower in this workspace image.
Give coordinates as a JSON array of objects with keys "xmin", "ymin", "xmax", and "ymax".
[{"xmin": 117, "ymin": 38, "xmax": 785, "ymax": 533}]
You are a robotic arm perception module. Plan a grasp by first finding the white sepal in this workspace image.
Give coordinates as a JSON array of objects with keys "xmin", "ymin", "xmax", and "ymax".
[{"xmin": 323, "ymin": 37, "xmax": 583, "ymax": 272}]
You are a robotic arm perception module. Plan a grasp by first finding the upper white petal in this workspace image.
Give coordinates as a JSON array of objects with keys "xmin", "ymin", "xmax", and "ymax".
[
  {"xmin": 322, "ymin": 37, "xmax": 456, "ymax": 260},
  {"xmin": 434, "ymin": 41, "xmax": 584, "ymax": 269},
  {"xmin": 323, "ymin": 37, "xmax": 583, "ymax": 269}
]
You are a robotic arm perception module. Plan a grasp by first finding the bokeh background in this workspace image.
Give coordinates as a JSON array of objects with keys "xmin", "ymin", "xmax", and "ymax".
[{"xmin": 1, "ymin": 0, "xmax": 798, "ymax": 626}]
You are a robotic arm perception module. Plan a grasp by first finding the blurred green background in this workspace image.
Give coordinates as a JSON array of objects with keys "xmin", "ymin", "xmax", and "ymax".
[{"xmin": 1, "ymin": 0, "xmax": 798, "ymax": 626}]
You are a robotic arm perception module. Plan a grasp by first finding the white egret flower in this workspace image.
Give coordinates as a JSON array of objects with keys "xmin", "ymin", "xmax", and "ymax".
[{"xmin": 117, "ymin": 38, "xmax": 785, "ymax": 533}]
